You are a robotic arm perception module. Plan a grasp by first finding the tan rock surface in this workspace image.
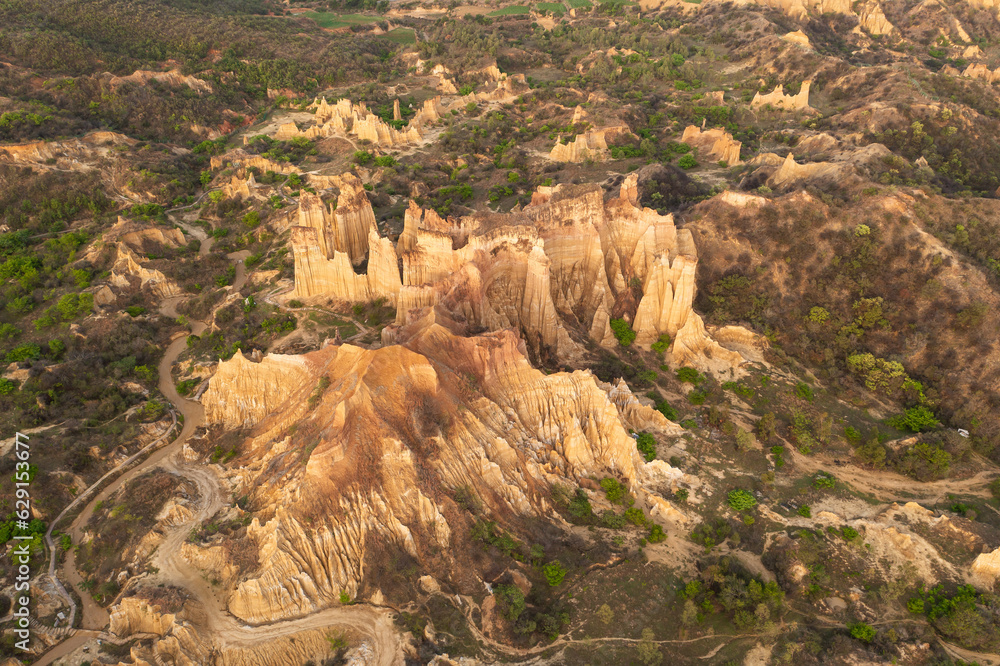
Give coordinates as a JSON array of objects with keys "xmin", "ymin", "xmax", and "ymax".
[
  {"xmin": 209, "ymin": 317, "xmax": 683, "ymax": 623},
  {"xmin": 751, "ymin": 81, "xmax": 812, "ymax": 111},
  {"xmin": 681, "ymin": 125, "xmax": 742, "ymax": 165}
]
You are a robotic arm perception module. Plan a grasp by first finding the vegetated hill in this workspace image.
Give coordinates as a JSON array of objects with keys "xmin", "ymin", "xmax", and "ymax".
[{"xmin": 4, "ymin": 0, "xmax": 1000, "ymax": 663}]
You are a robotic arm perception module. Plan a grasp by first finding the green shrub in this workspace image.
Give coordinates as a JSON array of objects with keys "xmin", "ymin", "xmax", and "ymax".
[
  {"xmin": 495, "ymin": 584, "xmax": 526, "ymax": 621},
  {"xmin": 600, "ymin": 477, "xmax": 627, "ymax": 504},
  {"xmin": 650, "ymin": 334, "xmax": 670, "ymax": 355},
  {"xmin": 624, "ymin": 507, "xmax": 647, "ymax": 527},
  {"xmin": 849, "ymin": 622, "xmax": 876, "ymax": 643},
  {"xmin": 543, "ymin": 561, "xmax": 567, "ymax": 586},
  {"xmin": 841, "ymin": 526, "xmax": 859, "ymax": 541},
  {"xmin": 727, "ymin": 489, "xmax": 756, "ymax": 511},
  {"xmin": 647, "ymin": 524, "xmax": 667, "ymax": 543},
  {"xmin": 655, "ymin": 400, "xmax": 679, "ymax": 421},
  {"xmin": 675, "ymin": 489, "xmax": 689, "ymax": 502},
  {"xmin": 609, "ymin": 318, "xmax": 636, "ymax": 346},
  {"xmin": 678, "ymin": 153, "xmax": 698, "ymax": 169},
  {"xmin": 795, "ymin": 382, "xmax": 814, "ymax": 402},
  {"xmin": 676, "ymin": 367, "xmax": 702, "ymax": 384},
  {"xmin": 887, "ymin": 406, "xmax": 940, "ymax": 432},
  {"xmin": 635, "ymin": 432, "xmax": 657, "ymax": 462},
  {"xmin": 813, "ymin": 473, "xmax": 836, "ymax": 489},
  {"xmin": 797, "ymin": 505, "xmax": 811, "ymax": 518}
]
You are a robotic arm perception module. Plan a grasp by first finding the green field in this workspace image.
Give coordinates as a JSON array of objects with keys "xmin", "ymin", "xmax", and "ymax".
[
  {"xmin": 567, "ymin": 0, "xmax": 591, "ymax": 7},
  {"xmin": 384, "ymin": 27, "xmax": 416, "ymax": 44},
  {"xmin": 536, "ymin": 2, "xmax": 566, "ymax": 13},
  {"xmin": 301, "ymin": 12, "xmax": 380, "ymax": 29},
  {"xmin": 488, "ymin": 5, "xmax": 531, "ymax": 15}
]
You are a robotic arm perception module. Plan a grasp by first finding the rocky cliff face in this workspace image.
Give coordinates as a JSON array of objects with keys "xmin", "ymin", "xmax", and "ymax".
[
  {"xmin": 199, "ymin": 315, "xmax": 689, "ymax": 624},
  {"xmin": 202, "ymin": 350, "xmax": 312, "ymax": 429},
  {"xmin": 681, "ymin": 125, "xmax": 742, "ymax": 165},
  {"xmin": 290, "ymin": 173, "xmax": 747, "ymax": 370}
]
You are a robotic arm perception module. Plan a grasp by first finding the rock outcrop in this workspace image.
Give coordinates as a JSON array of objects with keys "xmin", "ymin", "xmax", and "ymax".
[
  {"xmin": 202, "ymin": 316, "xmax": 689, "ymax": 624},
  {"xmin": 549, "ymin": 126, "xmax": 629, "ymax": 163},
  {"xmin": 0, "ymin": 131, "xmax": 135, "ymax": 170},
  {"xmin": 203, "ymin": 350, "xmax": 312, "ymax": 429},
  {"xmin": 109, "ymin": 597, "xmax": 175, "ymax": 637},
  {"xmin": 107, "ymin": 68, "xmax": 213, "ymax": 94},
  {"xmin": 963, "ymin": 62, "xmax": 1000, "ymax": 83},
  {"xmin": 856, "ymin": 0, "xmax": 895, "ymax": 35},
  {"xmin": 782, "ymin": 30, "xmax": 812, "ymax": 47},
  {"xmin": 289, "ymin": 174, "xmax": 402, "ymax": 301},
  {"xmin": 110, "ymin": 245, "xmax": 181, "ymax": 298},
  {"xmin": 291, "ymin": 170, "xmax": 748, "ymax": 371},
  {"xmin": 751, "ymin": 81, "xmax": 812, "ymax": 111},
  {"xmin": 681, "ymin": 125, "xmax": 742, "ymax": 165}
]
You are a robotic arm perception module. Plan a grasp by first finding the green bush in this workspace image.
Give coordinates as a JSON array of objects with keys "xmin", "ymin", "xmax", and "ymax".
[
  {"xmin": 795, "ymin": 382, "xmax": 814, "ymax": 402},
  {"xmin": 727, "ymin": 489, "xmax": 756, "ymax": 511},
  {"xmin": 495, "ymin": 584, "xmax": 526, "ymax": 621},
  {"xmin": 647, "ymin": 524, "xmax": 666, "ymax": 543},
  {"xmin": 676, "ymin": 367, "xmax": 702, "ymax": 384},
  {"xmin": 609, "ymin": 318, "xmax": 636, "ymax": 346},
  {"xmin": 887, "ymin": 406, "xmax": 940, "ymax": 432},
  {"xmin": 543, "ymin": 561, "xmax": 567, "ymax": 586},
  {"xmin": 624, "ymin": 507, "xmax": 647, "ymax": 527},
  {"xmin": 655, "ymin": 400, "xmax": 679, "ymax": 421},
  {"xmin": 797, "ymin": 505, "xmax": 811, "ymax": 518},
  {"xmin": 600, "ymin": 477, "xmax": 627, "ymax": 504},
  {"xmin": 635, "ymin": 432, "xmax": 657, "ymax": 462},
  {"xmin": 650, "ymin": 334, "xmax": 671, "ymax": 354},
  {"xmin": 813, "ymin": 473, "xmax": 836, "ymax": 489},
  {"xmin": 678, "ymin": 153, "xmax": 698, "ymax": 169},
  {"xmin": 849, "ymin": 622, "xmax": 876, "ymax": 643}
]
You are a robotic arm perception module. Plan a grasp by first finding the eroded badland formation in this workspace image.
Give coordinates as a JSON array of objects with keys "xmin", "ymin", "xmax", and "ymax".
[{"xmin": 7, "ymin": 0, "xmax": 1000, "ymax": 664}]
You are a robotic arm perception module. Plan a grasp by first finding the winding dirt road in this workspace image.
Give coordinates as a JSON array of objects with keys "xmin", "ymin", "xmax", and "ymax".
[{"xmin": 38, "ymin": 225, "xmax": 404, "ymax": 665}]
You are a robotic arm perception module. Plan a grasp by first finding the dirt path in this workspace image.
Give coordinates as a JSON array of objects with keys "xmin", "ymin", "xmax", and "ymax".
[
  {"xmin": 38, "ymin": 232, "xmax": 404, "ymax": 665},
  {"xmin": 788, "ymin": 448, "xmax": 996, "ymax": 503}
]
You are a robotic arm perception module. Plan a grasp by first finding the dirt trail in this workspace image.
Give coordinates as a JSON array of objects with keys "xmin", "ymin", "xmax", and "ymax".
[
  {"xmin": 788, "ymin": 448, "xmax": 995, "ymax": 502},
  {"xmin": 38, "ymin": 227, "xmax": 404, "ymax": 665}
]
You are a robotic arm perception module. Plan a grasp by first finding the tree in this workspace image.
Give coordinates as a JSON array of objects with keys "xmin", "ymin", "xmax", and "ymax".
[
  {"xmin": 727, "ymin": 489, "xmax": 756, "ymax": 511},
  {"xmin": 597, "ymin": 603, "xmax": 614, "ymax": 624},
  {"xmin": 495, "ymin": 584, "xmax": 526, "ymax": 621},
  {"xmin": 849, "ymin": 622, "xmax": 876, "ymax": 643},
  {"xmin": 735, "ymin": 427, "xmax": 755, "ymax": 452},
  {"xmin": 543, "ymin": 561, "xmax": 567, "ymax": 586},
  {"xmin": 681, "ymin": 599, "xmax": 698, "ymax": 628},
  {"xmin": 757, "ymin": 412, "xmax": 777, "ymax": 442},
  {"xmin": 637, "ymin": 627, "xmax": 661, "ymax": 664},
  {"xmin": 678, "ymin": 153, "xmax": 697, "ymax": 170}
]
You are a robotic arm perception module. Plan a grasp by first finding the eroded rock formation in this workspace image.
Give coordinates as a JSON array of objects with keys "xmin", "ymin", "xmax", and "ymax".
[
  {"xmin": 549, "ymin": 126, "xmax": 630, "ymax": 163},
  {"xmin": 290, "ymin": 172, "xmax": 748, "ymax": 372},
  {"xmin": 751, "ymin": 81, "xmax": 812, "ymax": 111},
  {"xmin": 963, "ymin": 62, "xmax": 1000, "ymax": 83},
  {"xmin": 199, "ymin": 314, "xmax": 690, "ymax": 624},
  {"xmin": 681, "ymin": 125, "xmax": 742, "ymax": 165},
  {"xmin": 107, "ymin": 69, "xmax": 213, "ymax": 94}
]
